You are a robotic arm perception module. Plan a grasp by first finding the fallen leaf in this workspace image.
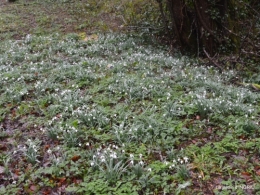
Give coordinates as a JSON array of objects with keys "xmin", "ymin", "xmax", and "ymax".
[
  {"xmin": 241, "ymin": 172, "xmax": 251, "ymax": 180},
  {"xmin": 57, "ymin": 177, "xmax": 67, "ymax": 187},
  {"xmin": 44, "ymin": 145, "xmax": 50, "ymax": 151},
  {"xmin": 78, "ymin": 32, "xmax": 86, "ymax": 40},
  {"xmin": 0, "ymin": 166, "xmax": 5, "ymax": 174},
  {"xmin": 42, "ymin": 189, "xmax": 51, "ymax": 195},
  {"xmin": 206, "ymin": 127, "xmax": 213, "ymax": 133},
  {"xmin": 59, "ymin": 177, "xmax": 66, "ymax": 183},
  {"xmin": 73, "ymin": 177, "xmax": 82, "ymax": 184},
  {"xmin": 252, "ymin": 83, "xmax": 260, "ymax": 90},
  {"xmin": 30, "ymin": 185, "xmax": 37, "ymax": 191},
  {"xmin": 255, "ymin": 166, "xmax": 260, "ymax": 176},
  {"xmin": 0, "ymin": 144, "xmax": 7, "ymax": 151},
  {"xmin": 83, "ymin": 34, "xmax": 98, "ymax": 42},
  {"xmin": 191, "ymin": 140, "xmax": 197, "ymax": 144},
  {"xmin": 12, "ymin": 109, "xmax": 16, "ymax": 117},
  {"xmin": 14, "ymin": 169, "xmax": 20, "ymax": 176},
  {"xmin": 71, "ymin": 155, "xmax": 81, "ymax": 162}
]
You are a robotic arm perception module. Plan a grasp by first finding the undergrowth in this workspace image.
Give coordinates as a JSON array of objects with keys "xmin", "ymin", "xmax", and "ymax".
[
  {"xmin": 1, "ymin": 0, "xmax": 259, "ymax": 194},
  {"xmin": 0, "ymin": 33, "xmax": 259, "ymax": 194}
]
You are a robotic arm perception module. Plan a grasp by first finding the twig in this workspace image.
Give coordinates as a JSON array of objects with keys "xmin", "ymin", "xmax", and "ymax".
[{"xmin": 203, "ymin": 48, "xmax": 223, "ymax": 72}]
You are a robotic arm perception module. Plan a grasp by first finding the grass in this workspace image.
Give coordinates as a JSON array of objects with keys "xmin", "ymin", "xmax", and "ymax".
[
  {"xmin": 0, "ymin": 0, "xmax": 260, "ymax": 195},
  {"xmin": 0, "ymin": 0, "xmax": 159, "ymax": 41}
]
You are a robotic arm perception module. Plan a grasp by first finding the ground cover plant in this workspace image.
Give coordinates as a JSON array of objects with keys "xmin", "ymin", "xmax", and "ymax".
[
  {"xmin": 0, "ymin": 32, "xmax": 259, "ymax": 195},
  {"xmin": 0, "ymin": 0, "xmax": 158, "ymax": 41},
  {"xmin": 0, "ymin": 0, "xmax": 260, "ymax": 195}
]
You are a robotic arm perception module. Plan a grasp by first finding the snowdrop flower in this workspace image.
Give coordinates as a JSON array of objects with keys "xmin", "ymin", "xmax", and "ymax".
[
  {"xmin": 110, "ymin": 152, "xmax": 117, "ymax": 159},
  {"xmin": 184, "ymin": 157, "xmax": 189, "ymax": 163},
  {"xmin": 100, "ymin": 156, "xmax": 106, "ymax": 162}
]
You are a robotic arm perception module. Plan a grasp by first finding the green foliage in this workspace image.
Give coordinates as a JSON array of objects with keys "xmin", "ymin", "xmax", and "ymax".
[{"xmin": 0, "ymin": 33, "xmax": 259, "ymax": 194}]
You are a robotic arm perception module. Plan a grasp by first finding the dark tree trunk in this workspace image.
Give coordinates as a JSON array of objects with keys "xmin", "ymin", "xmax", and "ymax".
[{"xmin": 166, "ymin": 0, "xmax": 242, "ymax": 56}]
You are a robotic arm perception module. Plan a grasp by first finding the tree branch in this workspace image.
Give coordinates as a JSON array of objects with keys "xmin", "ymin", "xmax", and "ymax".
[{"xmin": 203, "ymin": 48, "xmax": 223, "ymax": 72}]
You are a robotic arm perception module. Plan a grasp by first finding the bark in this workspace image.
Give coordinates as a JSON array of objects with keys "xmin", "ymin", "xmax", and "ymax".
[{"xmin": 165, "ymin": 0, "xmax": 251, "ymax": 56}]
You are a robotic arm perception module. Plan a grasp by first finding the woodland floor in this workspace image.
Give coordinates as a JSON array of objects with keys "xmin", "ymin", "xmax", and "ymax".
[{"xmin": 0, "ymin": 0, "xmax": 260, "ymax": 195}]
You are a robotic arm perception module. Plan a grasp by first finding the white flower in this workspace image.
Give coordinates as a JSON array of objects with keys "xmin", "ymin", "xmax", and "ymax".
[
  {"xmin": 147, "ymin": 168, "xmax": 152, "ymax": 172},
  {"xmin": 110, "ymin": 152, "xmax": 117, "ymax": 159},
  {"xmin": 90, "ymin": 161, "xmax": 95, "ymax": 166},
  {"xmin": 184, "ymin": 157, "xmax": 189, "ymax": 163},
  {"xmin": 100, "ymin": 156, "xmax": 106, "ymax": 162},
  {"xmin": 139, "ymin": 161, "xmax": 144, "ymax": 165},
  {"xmin": 130, "ymin": 154, "xmax": 134, "ymax": 159}
]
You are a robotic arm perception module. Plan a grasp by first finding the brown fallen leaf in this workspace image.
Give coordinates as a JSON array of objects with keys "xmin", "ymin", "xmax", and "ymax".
[
  {"xmin": 255, "ymin": 166, "xmax": 260, "ymax": 176},
  {"xmin": 0, "ymin": 144, "xmax": 7, "ymax": 151},
  {"xmin": 57, "ymin": 177, "xmax": 67, "ymax": 187},
  {"xmin": 241, "ymin": 172, "xmax": 252, "ymax": 181},
  {"xmin": 44, "ymin": 145, "xmax": 50, "ymax": 151},
  {"xmin": 71, "ymin": 155, "xmax": 81, "ymax": 162}
]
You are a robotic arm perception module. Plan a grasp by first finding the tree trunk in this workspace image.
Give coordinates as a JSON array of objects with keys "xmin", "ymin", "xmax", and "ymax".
[{"xmin": 166, "ymin": 0, "xmax": 242, "ymax": 56}]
